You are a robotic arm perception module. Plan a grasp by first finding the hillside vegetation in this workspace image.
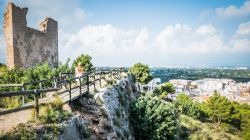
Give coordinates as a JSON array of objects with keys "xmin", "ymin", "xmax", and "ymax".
[
  {"xmin": 129, "ymin": 63, "xmax": 250, "ymax": 140},
  {"xmin": 0, "ymin": 54, "xmax": 92, "ymax": 109}
]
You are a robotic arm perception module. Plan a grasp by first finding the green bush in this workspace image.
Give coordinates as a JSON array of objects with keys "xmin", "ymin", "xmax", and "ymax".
[
  {"xmin": 128, "ymin": 63, "xmax": 152, "ymax": 84},
  {"xmin": 205, "ymin": 92, "xmax": 234, "ymax": 125},
  {"xmin": 153, "ymin": 82, "xmax": 175, "ymax": 99},
  {"xmin": 130, "ymin": 96, "xmax": 178, "ymax": 140},
  {"xmin": 37, "ymin": 96, "xmax": 71, "ymax": 124},
  {"xmin": 0, "ymin": 61, "xmax": 72, "ymax": 108},
  {"xmin": 174, "ymin": 93, "xmax": 201, "ymax": 119},
  {"xmin": 72, "ymin": 54, "xmax": 93, "ymax": 72},
  {"xmin": 0, "ymin": 124, "xmax": 36, "ymax": 140},
  {"xmin": 0, "ymin": 123, "xmax": 63, "ymax": 140}
]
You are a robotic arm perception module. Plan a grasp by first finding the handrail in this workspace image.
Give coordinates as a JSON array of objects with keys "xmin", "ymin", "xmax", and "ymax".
[
  {"xmin": 0, "ymin": 90, "xmax": 34, "ymax": 97},
  {"xmin": 0, "ymin": 84, "xmax": 23, "ymax": 87},
  {"xmin": 0, "ymin": 68, "xmax": 125, "ymax": 117}
]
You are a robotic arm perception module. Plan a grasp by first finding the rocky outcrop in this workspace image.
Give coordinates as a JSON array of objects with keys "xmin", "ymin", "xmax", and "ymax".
[
  {"xmin": 94, "ymin": 75, "xmax": 139, "ymax": 140},
  {"xmin": 58, "ymin": 74, "xmax": 139, "ymax": 140}
]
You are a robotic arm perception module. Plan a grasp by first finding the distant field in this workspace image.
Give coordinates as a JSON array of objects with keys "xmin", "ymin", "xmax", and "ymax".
[{"xmin": 151, "ymin": 68, "xmax": 250, "ymax": 83}]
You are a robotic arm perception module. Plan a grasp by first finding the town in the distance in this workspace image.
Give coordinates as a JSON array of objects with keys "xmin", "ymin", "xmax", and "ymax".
[{"xmin": 146, "ymin": 67, "xmax": 250, "ymax": 104}]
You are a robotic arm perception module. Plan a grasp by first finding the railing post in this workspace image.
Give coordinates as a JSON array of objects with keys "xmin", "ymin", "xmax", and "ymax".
[
  {"xmin": 87, "ymin": 74, "xmax": 89, "ymax": 94},
  {"xmin": 59, "ymin": 72, "xmax": 63, "ymax": 89},
  {"xmin": 34, "ymin": 90, "xmax": 39, "ymax": 120},
  {"xmin": 93, "ymin": 73, "xmax": 96, "ymax": 91},
  {"xmin": 99, "ymin": 72, "xmax": 102, "ymax": 88},
  {"xmin": 53, "ymin": 78, "xmax": 57, "ymax": 89},
  {"xmin": 22, "ymin": 83, "xmax": 25, "ymax": 105},
  {"xmin": 69, "ymin": 80, "xmax": 72, "ymax": 101},
  {"xmin": 39, "ymin": 82, "xmax": 43, "ymax": 98},
  {"xmin": 79, "ymin": 77, "xmax": 82, "ymax": 95}
]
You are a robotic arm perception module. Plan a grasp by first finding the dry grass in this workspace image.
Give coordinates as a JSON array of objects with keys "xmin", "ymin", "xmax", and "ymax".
[{"xmin": 179, "ymin": 115, "xmax": 242, "ymax": 140}]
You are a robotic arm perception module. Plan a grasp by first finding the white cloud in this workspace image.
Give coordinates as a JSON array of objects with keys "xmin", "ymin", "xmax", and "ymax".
[
  {"xmin": 58, "ymin": 23, "xmax": 250, "ymax": 66},
  {"xmin": 1, "ymin": 0, "xmax": 249, "ymax": 66},
  {"xmin": 154, "ymin": 24, "xmax": 250, "ymax": 55},
  {"xmin": 216, "ymin": 1, "xmax": 250, "ymax": 19},
  {"xmin": 196, "ymin": 25, "xmax": 216, "ymax": 35},
  {"xmin": 11, "ymin": 0, "xmax": 86, "ymax": 32},
  {"xmin": 237, "ymin": 21, "xmax": 250, "ymax": 35},
  {"xmin": 58, "ymin": 25, "xmax": 151, "ymax": 64},
  {"xmin": 230, "ymin": 38, "xmax": 250, "ymax": 52},
  {"xmin": 154, "ymin": 24, "xmax": 225, "ymax": 54}
]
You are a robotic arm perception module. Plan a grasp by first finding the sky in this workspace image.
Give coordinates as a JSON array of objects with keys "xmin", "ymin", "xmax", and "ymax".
[{"xmin": 0, "ymin": 0, "xmax": 250, "ymax": 67}]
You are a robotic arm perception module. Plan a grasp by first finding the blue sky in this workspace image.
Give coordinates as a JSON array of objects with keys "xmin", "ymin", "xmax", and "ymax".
[{"xmin": 0, "ymin": 0, "xmax": 250, "ymax": 67}]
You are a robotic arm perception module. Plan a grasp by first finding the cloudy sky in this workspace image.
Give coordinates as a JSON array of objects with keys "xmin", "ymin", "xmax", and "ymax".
[{"xmin": 0, "ymin": 0, "xmax": 250, "ymax": 67}]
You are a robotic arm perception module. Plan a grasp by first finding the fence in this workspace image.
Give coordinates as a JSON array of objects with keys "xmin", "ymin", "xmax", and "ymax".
[{"xmin": 0, "ymin": 68, "xmax": 125, "ymax": 119}]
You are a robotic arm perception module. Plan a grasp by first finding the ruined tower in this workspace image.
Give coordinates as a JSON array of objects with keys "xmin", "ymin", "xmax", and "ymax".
[{"xmin": 3, "ymin": 2, "xmax": 58, "ymax": 69}]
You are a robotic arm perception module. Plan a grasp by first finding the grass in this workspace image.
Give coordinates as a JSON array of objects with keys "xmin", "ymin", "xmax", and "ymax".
[
  {"xmin": 0, "ymin": 96, "xmax": 21, "ymax": 109},
  {"xmin": 0, "ymin": 96, "xmax": 71, "ymax": 139},
  {"xmin": 178, "ymin": 115, "xmax": 242, "ymax": 140},
  {"xmin": 34, "ymin": 96, "xmax": 72, "ymax": 124},
  {"xmin": 0, "ymin": 123, "xmax": 36, "ymax": 140},
  {"xmin": 0, "ymin": 123, "xmax": 64, "ymax": 140}
]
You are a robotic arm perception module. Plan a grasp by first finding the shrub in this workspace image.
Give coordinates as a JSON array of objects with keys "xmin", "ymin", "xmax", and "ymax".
[
  {"xmin": 0, "ymin": 124, "xmax": 36, "ymax": 140},
  {"xmin": 205, "ymin": 92, "xmax": 233, "ymax": 125},
  {"xmin": 0, "ymin": 61, "xmax": 72, "ymax": 108},
  {"xmin": 174, "ymin": 93, "xmax": 201, "ymax": 119},
  {"xmin": 153, "ymin": 82, "xmax": 175, "ymax": 99},
  {"xmin": 72, "ymin": 54, "xmax": 93, "ymax": 72},
  {"xmin": 37, "ymin": 96, "xmax": 71, "ymax": 124},
  {"xmin": 128, "ymin": 63, "xmax": 152, "ymax": 84},
  {"xmin": 130, "ymin": 96, "xmax": 178, "ymax": 140}
]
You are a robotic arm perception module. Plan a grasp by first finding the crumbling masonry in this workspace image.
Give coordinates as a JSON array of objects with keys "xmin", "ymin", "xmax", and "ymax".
[{"xmin": 3, "ymin": 2, "xmax": 58, "ymax": 69}]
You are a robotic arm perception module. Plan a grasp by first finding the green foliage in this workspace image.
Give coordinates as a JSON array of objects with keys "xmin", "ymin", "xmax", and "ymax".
[
  {"xmin": 0, "ymin": 64, "xmax": 7, "ymax": 76},
  {"xmin": 37, "ymin": 96, "xmax": 71, "ymax": 124},
  {"xmin": 0, "ymin": 61, "xmax": 72, "ymax": 108},
  {"xmin": 128, "ymin": 63, "xmax": 152, "ymax": 84},
  {"xmin": 205, "ymin": 92, "xmax": 234, "ymax": 125},
  {"xmin": 72, "ymin": 54, "xmax": 93, "ymax": 72},
  {"xmin": 0, "ymin": 123, "xmax": 63, "ymax": 140},
  {"xmin": 0, "ymin": 124, "xmax": 36, "ymax": 140},
  {"xmin": 179, "ymin": 115, "xmax": 242, "ymax": 140},
  {"xmin": 55, "ymin": 58, "xmax": 72, "ymax": 75},
  {"xmin": 130, "ymin": 96, "xmax": 178, "ymax": 140},
  {"xmin": 174, "ymin": 93, "xmax": 201, "ymax": 119},
  {"xmin": 151, "ymin": 68, "xmax": 250, "ymax": 83},
  {"xmin": 22, "ymin": 63, "xmax": 55, "ymax": 89},
  {"xmin": 1, "ymin": 96, "xmax": 22, "ymax": 109},
  {"xmin": 0, "ymin": 68, "xmax": 24, "ymax": 84},
  {"xmin": 231, "ymin": 102, "xmax": 250, "ymax": 139},
  {"xmin": 153, "ymin": 82, "xmax": 175, "ymax": 99}
]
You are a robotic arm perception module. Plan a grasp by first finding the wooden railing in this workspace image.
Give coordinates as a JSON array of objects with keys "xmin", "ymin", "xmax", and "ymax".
[{"xmin": 0, "ymin": 68, "xmax": 126, "ymax": 118}]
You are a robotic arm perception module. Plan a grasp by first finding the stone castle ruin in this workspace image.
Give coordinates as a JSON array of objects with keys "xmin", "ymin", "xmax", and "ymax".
[{"xmin": 3, "ymin": 2, "xmax": 58, "ymax": 69}]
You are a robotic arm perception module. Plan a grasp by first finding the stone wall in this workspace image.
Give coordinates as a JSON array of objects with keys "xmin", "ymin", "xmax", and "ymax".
[{"xmin": 3, "ymin": 2, "xmax": 58, "ymax": 69}]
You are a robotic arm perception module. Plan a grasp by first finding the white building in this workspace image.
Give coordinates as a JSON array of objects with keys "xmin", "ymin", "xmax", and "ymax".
[
  {"xmin": 169, "ymin": 79, "xmax": 192, "ymax": 93},
  {"xmin": 147, "ymin": 78, "xmax": 161, "ymax": 93},
  {"xmin": 192, "ymin": 78, "xmax": 235, "ymax": 92}
]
